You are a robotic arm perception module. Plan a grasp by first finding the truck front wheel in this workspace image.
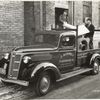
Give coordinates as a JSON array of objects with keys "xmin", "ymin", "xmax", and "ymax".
[
  {"xmin": 34, "ymin": 71, "xmax": 52, "ymax": 96},
  {"xmin": 91, "ymin": 59, "xmax": 100, "ymax": 75}
]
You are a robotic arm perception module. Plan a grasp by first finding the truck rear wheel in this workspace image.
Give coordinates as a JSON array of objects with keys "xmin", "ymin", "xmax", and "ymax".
[
  {"xmin": 34, "ymin": 71, "xmax": 52, "ymax": 96},
  {"xmin": 91, "ymin": 59, "xmax": 100, "ymax": 75}
]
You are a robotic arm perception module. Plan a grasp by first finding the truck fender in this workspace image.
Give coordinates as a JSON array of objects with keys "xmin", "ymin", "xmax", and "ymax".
[
  {"xmin": 31, "ymin": 62, "xmax": 61, "ymax": 80},
  {"xmin": 90, "ymin": 53, "xmax": 100, "ymax": 65}
]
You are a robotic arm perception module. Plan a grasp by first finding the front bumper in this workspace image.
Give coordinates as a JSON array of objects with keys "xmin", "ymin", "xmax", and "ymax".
[
  {"xmin": 0, "ymin": 61, "xmax": 29, "ymax": 86},
  {"xmin": 1, "ymin": 77, "xmax": 29, "ymax": 86},
  {"xmin": 0, "ymin": 67, "xmax": 29, "ymax": 86}
]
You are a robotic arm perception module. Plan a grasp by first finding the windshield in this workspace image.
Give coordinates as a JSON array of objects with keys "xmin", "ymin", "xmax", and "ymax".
[{"xmin": 33, "ymin": 34, "xmax": 59, "ymax": 48}]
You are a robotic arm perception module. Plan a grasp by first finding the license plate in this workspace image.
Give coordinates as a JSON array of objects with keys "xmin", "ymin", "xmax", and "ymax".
[{"xmin": 0, "ymin": 68, "xmax": 6, "ymax": 75}]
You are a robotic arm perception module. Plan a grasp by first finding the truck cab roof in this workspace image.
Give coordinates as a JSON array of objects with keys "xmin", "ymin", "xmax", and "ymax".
[{"xmin": 35, "ymin": 30, "xmax": 76, "ymax": 37}]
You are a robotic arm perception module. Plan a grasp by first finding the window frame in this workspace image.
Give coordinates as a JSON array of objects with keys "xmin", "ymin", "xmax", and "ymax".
[
  {"xmin": 59, "ymin": 35, "xmax": 75, "ymax": 50},
  {"xmin": 55, "ymin": 7, "xmax": 69, "ymax": 28}
]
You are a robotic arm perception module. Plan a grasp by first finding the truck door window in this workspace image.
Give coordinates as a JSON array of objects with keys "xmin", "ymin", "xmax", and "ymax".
[{"xmin": 60, "ymin": 36, "xmax": 75, "ymax": 48}]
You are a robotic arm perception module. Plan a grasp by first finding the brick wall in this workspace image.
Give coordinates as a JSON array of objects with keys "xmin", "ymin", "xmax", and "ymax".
[
  {"xmin": 74, "ymin": 1, "xmax": 83, "ymax": 25},
  {"xmin": 0, "ymin": 1, "xmax": 99, "ymax": 54},
  {"xmin": 43, "ymin": 1, "xmax": 84, "ymax": 29},
  {"xmin": 68, "ymin": 1, "xmax": 74, "ymax": 25},
  {"xmin": 0, "ymin": 1, "xmax": 24, "ymax": 54},
  {"xmin": 24, "ymin": 2, "xmax": 35, "ymax": 46},
  {"xmin": 24, "ymin": 1, "xmax": 44, "ymax": 46},
  {"xmin": 92, "ymin": 2, "xmax": 100, "ymax": 48},
  {"xmin": 45, "ymin": 1, "xmax": 55, "ymax": 30},
  {"xmin": 92, "ymin": 2, "xmax": 99, "ymax": 28},
  {"xmin": 44, "ymin": 1, "xmax": 69, "ymax": 30},
  {"xmin": 93, "ymin": 31, "xmax": 100, "ymax": 49}
]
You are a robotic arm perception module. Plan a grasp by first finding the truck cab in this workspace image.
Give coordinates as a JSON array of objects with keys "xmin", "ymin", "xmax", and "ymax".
[{"xmin": 0, "ymin": 29, "xmax": 100, "ymax": 96}]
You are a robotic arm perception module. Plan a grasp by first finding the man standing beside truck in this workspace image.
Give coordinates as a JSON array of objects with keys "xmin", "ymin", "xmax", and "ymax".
[{"xmin": 84, "ymin": 17, "xmax": 95, "ymax": 49}]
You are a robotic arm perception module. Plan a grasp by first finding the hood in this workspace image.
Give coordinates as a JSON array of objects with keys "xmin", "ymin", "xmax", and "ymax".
[{"xmin": 14, "ymin": 44, "xmax": 57, "ymax": 53}]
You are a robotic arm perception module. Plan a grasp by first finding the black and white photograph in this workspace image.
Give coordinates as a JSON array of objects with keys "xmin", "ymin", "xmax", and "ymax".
[{"xmin": 0, "ymin": 0, "xmax": 100, "ymax": 99}]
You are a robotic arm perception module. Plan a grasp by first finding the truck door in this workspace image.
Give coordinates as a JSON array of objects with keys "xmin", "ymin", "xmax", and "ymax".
[
  {"xmin": 78, "ymin": 38, "xmax": 90, "ymax": 67},
  {"xmin": 58, "ymin": 35, "xmax": 76, "ymax": 73}
]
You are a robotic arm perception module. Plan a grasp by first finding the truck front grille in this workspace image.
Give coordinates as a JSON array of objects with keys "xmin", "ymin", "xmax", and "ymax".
[{"xmin": 8, "ymin": 53, "xmax": 21, "ymax": 79}]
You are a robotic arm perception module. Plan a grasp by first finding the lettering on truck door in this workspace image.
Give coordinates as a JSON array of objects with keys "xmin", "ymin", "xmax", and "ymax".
[
  {"xmin": 78, "ymin": 50, "xmax": 90, "ymax": 67},
  {"xmin": 58, "ymin": 35, "xmax": 76, "ymax": 73}
]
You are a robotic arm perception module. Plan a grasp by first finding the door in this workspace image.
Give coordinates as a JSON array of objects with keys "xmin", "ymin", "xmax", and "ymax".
[
  {"xmin": 58, "ymin": 35, "xmax": 76, "ymax": 73},
  {"xmin": 78, "ymin": 37, "xmax": 90, "ymax": 67}
]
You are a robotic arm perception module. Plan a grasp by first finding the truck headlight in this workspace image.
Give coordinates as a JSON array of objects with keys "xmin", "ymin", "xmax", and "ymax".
[
  {"xmin": 3, "ymin": 53, "xmax": 9, "ymax": 60},
  {"xmin": 23, "ymin": 56, "xmax": 31, "ymax": 64}
]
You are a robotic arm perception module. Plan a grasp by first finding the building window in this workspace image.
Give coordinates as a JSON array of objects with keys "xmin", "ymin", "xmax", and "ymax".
[
  {"xmin": 83, "ymin": 1, "xmax": 92, "ymax": 22},
  {"xmin": 55, "ymin": 8, "xmax": 68, "ymax": 28}
]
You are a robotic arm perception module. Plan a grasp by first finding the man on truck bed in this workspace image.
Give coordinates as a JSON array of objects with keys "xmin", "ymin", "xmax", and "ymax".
[{"xmin": 84, "ymin": 17, "xmax": 95, "ymax": 49}]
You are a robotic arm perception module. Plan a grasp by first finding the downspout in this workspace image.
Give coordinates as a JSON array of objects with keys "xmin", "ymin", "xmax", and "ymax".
[
  {"xmin": 76, "ymin": 25, "xmax": 78, "ymax": 67},
  {"xmin": 73, "ymin": 1, "xmax": 75, "ymax": 25},
  {"xmin": 72, "ymin": 1, "xmax": 78, "ymax": 67}
]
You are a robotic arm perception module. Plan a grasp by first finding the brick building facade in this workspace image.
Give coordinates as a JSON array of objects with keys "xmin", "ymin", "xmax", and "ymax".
[
  {"xmin": 0, "ymin": 1, "xmax": 100, "ymax": 54},
  {"xmin": 0, "ymin": 1, "xmax": 24, "ymax": 55}
]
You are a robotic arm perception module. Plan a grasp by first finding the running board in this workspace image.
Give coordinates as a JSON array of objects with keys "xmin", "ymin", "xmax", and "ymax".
[
  {"xmin": 1, "ymin": 78, "xmax": 29, "ymax": 86},
  {"xmin": 57, "ymin": 68, "xmax": 92, "ymax": 82}
]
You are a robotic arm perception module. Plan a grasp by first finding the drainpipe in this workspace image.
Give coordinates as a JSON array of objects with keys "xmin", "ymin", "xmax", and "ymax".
[{"xmin": 73, "ymin": 1, "xmax": 75, "ymax": 25}]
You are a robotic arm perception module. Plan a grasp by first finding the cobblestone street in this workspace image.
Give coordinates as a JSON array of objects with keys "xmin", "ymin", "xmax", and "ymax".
[{"xmin": 0, "ymin": 73, "xmax": 100, "ymax": 99}]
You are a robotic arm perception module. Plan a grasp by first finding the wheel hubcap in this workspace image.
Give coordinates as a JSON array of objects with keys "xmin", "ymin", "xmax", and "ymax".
[
  {"xmin": 94, "ymin": 62, "xmax": 99, "ymax": 73},
  {"xmin": 40, "ymin": 76, "xmax": 50, "ymax": 93}
]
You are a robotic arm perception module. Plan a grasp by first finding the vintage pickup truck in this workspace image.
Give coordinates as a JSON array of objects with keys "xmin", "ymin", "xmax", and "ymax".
[{"xmin": 0, "ymin": 28, "xmax": 100, "ymax": 96}]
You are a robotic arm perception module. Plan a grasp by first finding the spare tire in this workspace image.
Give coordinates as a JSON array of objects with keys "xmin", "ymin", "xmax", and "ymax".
[{"xmin": 80, "ymin": 39, "xmax": 88, "ymax": 50}]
